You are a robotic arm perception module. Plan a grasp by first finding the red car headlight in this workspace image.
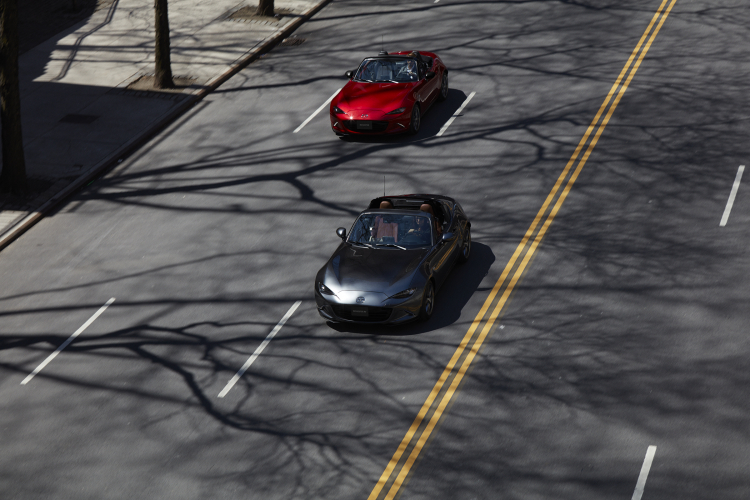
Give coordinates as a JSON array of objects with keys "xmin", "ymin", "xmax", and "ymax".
[
  {"xmin": 333, "ymin": 106, "xmax": 347, "ymax": 115},
  {"xmin": 386, "ymin": 107, "xmax": 406, "ymax": 115}
]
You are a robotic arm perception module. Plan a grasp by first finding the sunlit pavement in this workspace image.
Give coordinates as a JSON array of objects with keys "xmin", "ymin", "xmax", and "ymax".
[
  {"xmin": 0, "ymin": 0, "xmax": 326, "ymax": 243},
  {"xmin": 2, "ymin": 0, "xmax": 750, "ymax": 499}
]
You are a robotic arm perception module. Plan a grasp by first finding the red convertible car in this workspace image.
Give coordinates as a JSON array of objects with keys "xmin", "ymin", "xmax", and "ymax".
[{"xmin": 330, "ymin": 51, "xmax": 448, "ymax": 136}]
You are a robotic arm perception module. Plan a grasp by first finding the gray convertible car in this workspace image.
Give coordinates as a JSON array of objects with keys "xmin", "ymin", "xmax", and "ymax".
[{"xmin": 315, "ymin": 194, "xmax": 471, "ymax": 324}]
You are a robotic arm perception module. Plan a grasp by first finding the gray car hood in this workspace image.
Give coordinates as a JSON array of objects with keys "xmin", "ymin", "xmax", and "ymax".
[{"xmin": 328, "ymin": 244, "xmax": 429, "ymax": 291}]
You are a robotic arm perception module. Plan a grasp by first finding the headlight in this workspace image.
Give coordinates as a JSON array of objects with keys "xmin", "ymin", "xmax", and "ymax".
[
  {"xmin": 386, "ymin": 107, "xmax": 406, "ymax": 115},
  {"xmin": 333, "ymin": 106, "xmax": 347, "ymax": 115},
  {"xmin": 389, "ymin": 288, "xmax": 416, "ymax": 299},
  {"xmin": 317, "ymin": 281, "xmax": 335, "ymax": 295}
]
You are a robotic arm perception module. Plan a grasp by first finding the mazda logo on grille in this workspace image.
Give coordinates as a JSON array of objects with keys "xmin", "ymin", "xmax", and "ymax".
[
  {"xmin": 356, "ymin": 297, "xmax": 365, "ymax": 304},
  {"xmin": 360, "ymin": 114, "xmax": 369, "ymax": 118}
]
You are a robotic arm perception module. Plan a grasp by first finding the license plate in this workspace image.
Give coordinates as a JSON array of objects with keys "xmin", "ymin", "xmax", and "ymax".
[
  {"xmin": 351, "ymin": 308, "xmax": 369, "ymax": 317},
  {"xmin": 357, "ymin": 121, "xmax": 372, "ymax": 130}
]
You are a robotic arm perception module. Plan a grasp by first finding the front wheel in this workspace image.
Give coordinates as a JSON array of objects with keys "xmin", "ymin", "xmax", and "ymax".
[
  {"xmin": 458, "ymin": 229, "xmax": 471, "ymax": 264},
  {"xmin": 437, "ymin": 72, "xmax": 448, "ymax": 102},
  {"xmin": 418, "ymin": 280, "xmax": 435, "ymax": 322},
  {"xmin": 408, "ymin": 104, "xmax": 421, "ymax": 135}
]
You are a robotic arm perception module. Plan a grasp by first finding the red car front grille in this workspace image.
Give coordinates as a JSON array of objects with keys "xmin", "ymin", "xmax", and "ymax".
[{"xmin": 344, "ymin": 120, "xmax": 390, "ymax": 133}]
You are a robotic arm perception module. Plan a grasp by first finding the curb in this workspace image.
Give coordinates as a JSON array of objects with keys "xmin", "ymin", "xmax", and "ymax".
[{"xmin": 0, "ymin": 0, "xmax": 332, "ymax": 252}]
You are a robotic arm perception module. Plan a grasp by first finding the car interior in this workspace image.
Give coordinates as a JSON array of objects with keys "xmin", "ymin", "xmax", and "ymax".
[{"xmin": 366, "ymin": 197, "xmax": 454, "ymax": 244}]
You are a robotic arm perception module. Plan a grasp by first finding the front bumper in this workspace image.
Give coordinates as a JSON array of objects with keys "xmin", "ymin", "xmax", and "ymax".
[
  {"xmin": 314, "ymin": 288, "xmax": 422, "ymax": 324},
  {"xmin": 330, "ymin": 113, "xmax": 410, "ymax": 135}
]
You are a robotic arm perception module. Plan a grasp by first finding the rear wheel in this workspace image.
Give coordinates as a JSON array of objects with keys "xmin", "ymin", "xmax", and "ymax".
[
  {"xmin": 418, "ymin": 280, "xmax": 435, "ymax": 321},
  {"xmin": 408, "ymin": 104, "xmax": 421, "ymax": 135},
  {"xmin": 437, "ymin": 72, "xmax": 449, "ymax": 102}
]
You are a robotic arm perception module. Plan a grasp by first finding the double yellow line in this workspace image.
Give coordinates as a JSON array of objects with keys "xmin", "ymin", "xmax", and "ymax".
[{"xmin": 367, "ymin": 1, "xmax": 677, "ymax": 498}]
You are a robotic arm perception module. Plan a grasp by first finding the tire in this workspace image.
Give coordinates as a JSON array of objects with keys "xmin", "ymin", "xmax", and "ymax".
[
  {"xmin": 457, "ymin": 228, "xmax": 471, "ymax": 264},
  {"xmin": 418, "ymin": 280, "xmax": 435, "ymax": 322},
  {"xmin": 408, "ymin": 104, "xmax": 421, "ymax": 135},
  {"xmin": 437, "ymin": 72, "xmax": 449, "ymax": 102}
]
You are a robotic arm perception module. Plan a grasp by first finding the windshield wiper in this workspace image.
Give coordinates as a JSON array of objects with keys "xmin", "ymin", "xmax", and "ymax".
[
  {"xmin": 349, "ymin": 241, "xmax": 374, "ymax": 249},
  {"xmin": 375, "ymin": 243, "xmax": 407, "ymax": 250}
]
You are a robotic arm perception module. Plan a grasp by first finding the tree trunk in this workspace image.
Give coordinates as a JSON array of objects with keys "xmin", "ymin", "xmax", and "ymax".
[
  {"xmin": 256, "ymin": 0, "xmax": 274, "ymax": 17},
  {"xmin": 0, "ymin": 0, "xmax": 27, "ymax": 194},
  {"xmin": 154, "ymin": 0, "xmax": 174, "ymax": 89}
]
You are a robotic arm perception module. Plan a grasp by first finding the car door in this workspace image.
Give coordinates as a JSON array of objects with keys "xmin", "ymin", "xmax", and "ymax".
[
  {"xmin": 412, "ymin": 66, "xmax": 429, "ymax": 110},
  {"xmin": 422, "ymin": 59, "xmax": 441, "ymax": 106},
  {"xmin": 429, "ymin": 221, "xmax": 458, "ymax": 287},
  {"xmin": 438, "ymin": 200, "xmax": 461, "ymax": 268}
]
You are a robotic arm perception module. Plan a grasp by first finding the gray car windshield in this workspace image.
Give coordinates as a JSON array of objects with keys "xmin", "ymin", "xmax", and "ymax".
[
  {"xmin": 355, "ymin": 58, "xmax": 420, "ymax": 83},
  {"xmin": 348, "ymin": 213, "xmax": 433, "ymax": 249}
]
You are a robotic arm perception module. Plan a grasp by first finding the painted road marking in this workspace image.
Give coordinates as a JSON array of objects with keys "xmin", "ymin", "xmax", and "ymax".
[
  {"xmin": 631, "ymin": 446, "xmax": 657, "ymax": 500},
  {"xmin": 21, "ymin": 298, "xmax": 115, "ymax": 385},
  {"xmin": 436, "ymin": 91, "xmax": 475, "ymax": 137},
  {"xmin": 218, "ymin": 300, "xmax": 301, "ymax": 398},
  {"xmin": 720, "ymin": 165, "xmax": 744, "ymax": 226},
  {"xmin": 293, "ymin": 89, "xmax": 342, "ymax": 133},
  {"xmin": 367, "ymin": 0, "xmax": 678, "ymax": 498}
]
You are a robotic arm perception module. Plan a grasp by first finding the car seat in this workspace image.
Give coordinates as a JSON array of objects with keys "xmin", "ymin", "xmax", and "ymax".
[
  {"xmin": 419, "ymin": 204, "xmax": 442, "ymax": 236},
  {"xmin": 376, "ymin": 65, "xmax": 393, "ymax": 81},
  {"xmin": 373, "ymin": 217, "xmax": 399, "ymax": 241}
]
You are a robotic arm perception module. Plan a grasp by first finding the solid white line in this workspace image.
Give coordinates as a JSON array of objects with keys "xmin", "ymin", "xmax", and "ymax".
[
  {"xmin": 720, "ymin": 165, "xmax": 745, "ymax": 226},
  {"xmin": 218, "ymin": 300, "xmax": 302, "ymax": 398},
  {"xmin": 436, "ymin": 91, "xmax": 476, "ymax": 137},
  {"xmin": 631, "ymin": 445, "xmax": 657, "ymax": 500},
  {"xmin": 21, "ymin": 297, "xmax": 116, "ymax": 385},
  {"xmin": 293, "ymin": 89, "xmax": 342, "ymax": 133}
]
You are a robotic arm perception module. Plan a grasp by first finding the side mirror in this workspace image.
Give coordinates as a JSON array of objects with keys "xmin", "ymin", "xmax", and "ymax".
[
  {"xmin": 425, "ymin": 71, "xmax": 436, "ymax": 80},
  {"xmin": 345, "ymin": 70, "xmax": 355, "ymax": 79},
  {"xmin": 441, "ymin": 232, "xmax": 454, "ymax": 243},
  {"xmin": 336, "ymin": 227, "xmax": 347, "ymax": 240}
]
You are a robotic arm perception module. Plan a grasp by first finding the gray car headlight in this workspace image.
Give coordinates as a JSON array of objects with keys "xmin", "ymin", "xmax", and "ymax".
[
  {"xmin": 389, "ymin": 288, "xmax": 416, "ymax": 299},
  {"xmin": 317, "ymin": 282, "xmax": 336, "ymax": 295}
]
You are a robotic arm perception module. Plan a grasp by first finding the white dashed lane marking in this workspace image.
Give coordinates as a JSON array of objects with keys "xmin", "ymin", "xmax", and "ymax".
[
  {"xmin": 631, "ymin": 445, "xmax": 657, "ymax": 500},
  {"xmin": 218, "ymin": 301, "xmax": 301, "ymax": 398},
  {"xmin": 720, "ymin": 165, "xmax": 744, "ymax": 226},
  {"xmin": 436, "ymin": 91, "xmax": 476, "ymax": 137},
  {"xmin": 21, "ymin": 298, "xmax": 116, "ymax": 385},
  {"xmin": 293, "ymin": 89, "xmax": 342, "ymax": 133}
]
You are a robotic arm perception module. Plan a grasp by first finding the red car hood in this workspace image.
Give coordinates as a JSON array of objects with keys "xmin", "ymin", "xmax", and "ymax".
[{"xmin": 339, "ymin": 82, "xmax": 414, "ymax": 111}]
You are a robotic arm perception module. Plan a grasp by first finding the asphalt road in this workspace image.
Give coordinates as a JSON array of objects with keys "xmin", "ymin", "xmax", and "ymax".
[{"xmin": 2, "ymin": 0, "xmax": 750, "ymax": 499}]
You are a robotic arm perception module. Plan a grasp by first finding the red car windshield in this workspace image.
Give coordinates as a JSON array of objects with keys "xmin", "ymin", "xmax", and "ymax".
[{"xmin": 355, "ymin": 58, "xmax": 421, "ymax": 83}]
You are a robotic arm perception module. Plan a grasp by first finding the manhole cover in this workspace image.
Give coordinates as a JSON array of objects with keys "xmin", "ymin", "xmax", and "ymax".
[
  {"xmin": 281, "ymin": 37, "xmax": 305, "ymax": 47},
  {"xmin": 59, "ymin": 114, "xmax": 99, "ymax": 124}
]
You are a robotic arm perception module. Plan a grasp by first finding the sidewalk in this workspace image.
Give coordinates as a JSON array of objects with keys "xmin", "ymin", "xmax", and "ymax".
[{"xmin": 0, "ymin": 0, "xmax": 329, "ymax": 250}]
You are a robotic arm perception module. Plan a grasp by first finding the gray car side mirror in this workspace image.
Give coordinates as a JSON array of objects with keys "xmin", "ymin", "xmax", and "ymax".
[
  {"xmin": 336, "ymin": 227, "xmax": 347, "ymax": 240},
  {"xmin": 441, "ymin": 232, "xmax": 454, "ymax": 243}
]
